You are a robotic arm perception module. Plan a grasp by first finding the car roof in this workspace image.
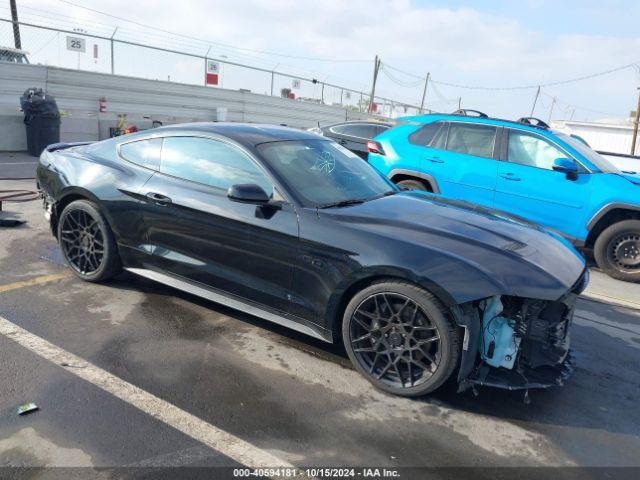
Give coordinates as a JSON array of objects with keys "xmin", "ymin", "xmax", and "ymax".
[
  {"xmin": 323, "ymin": 120, "xmax": 394, "ymax": 128},
  {"xmin": 398, "ymin": 114, "xmax": 555, "ymax": 136},
  {"xmin": 150, "ymin": 122, "xmax": 321, "ymax": 146}
]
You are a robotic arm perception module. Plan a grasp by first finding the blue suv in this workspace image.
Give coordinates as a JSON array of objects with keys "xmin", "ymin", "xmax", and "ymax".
[{"xmin": 368, "ymin": 110, "xmax": 640, "ymax": 282}]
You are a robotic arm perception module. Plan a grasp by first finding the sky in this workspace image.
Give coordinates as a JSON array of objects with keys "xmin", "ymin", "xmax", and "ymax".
[{"xmin": 2, "ymin": 0, "xmax": 640, "ymax": 120}]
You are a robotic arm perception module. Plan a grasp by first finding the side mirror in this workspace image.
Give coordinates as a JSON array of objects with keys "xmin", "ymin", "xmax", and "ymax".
[
  {"xmin": 227, "ymin": 184, "xmax": 271, "ymax": 204},
  {"xmin": 552, "ymin": 158, "xmax": 578, "ymax": 180}
]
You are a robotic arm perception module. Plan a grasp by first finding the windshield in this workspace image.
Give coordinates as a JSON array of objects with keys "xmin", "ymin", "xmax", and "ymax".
[
  {"xmin": 556, "ymin": 132, "xmax": 620, "ymax": 173},
  {"xmin": 257, "ymin": 139, "xmax": 396, "ymax": 207}
]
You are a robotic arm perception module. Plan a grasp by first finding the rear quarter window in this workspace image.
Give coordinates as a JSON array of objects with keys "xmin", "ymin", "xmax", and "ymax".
[
  {"xmin": 119, "ymin": 138, "xmax": 162, "ymax": 170},
  {"xmin": 84, "ymin": 137, "xmax": 119, "ymax": 162},
  {"xmin": 408, "ymin": 122, "xmax": 445, "ymax": 147}
]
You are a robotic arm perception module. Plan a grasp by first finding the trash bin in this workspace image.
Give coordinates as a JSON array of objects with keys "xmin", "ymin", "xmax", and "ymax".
[{"xmin": 20, "ymin": 88, "xmax": 61, "ymax": 157}]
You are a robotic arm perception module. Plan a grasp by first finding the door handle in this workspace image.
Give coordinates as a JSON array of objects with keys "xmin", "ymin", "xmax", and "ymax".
[
  {"xmin": 499, "ymin": 173, "xmax": 521, "ymax": 181},
  {"xmin": 428, "ymin": 156, "xmax": 444, "ymax": 163},
  {"xmin": 145, "ymin": 192, "xmax": 172, "ymax": 206}
]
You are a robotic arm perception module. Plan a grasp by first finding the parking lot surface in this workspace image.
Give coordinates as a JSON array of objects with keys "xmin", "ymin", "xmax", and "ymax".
[
  {"xmin": 1, "ymin": 172, "xmax": 640, "ymax": 473},
  {"xmin": 0, "ymin": 151, "xmax": 37, "ymax": 179}
]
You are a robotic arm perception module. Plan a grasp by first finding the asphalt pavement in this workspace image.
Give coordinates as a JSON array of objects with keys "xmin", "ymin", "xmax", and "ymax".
[
  {"xmin": 1, "ymin": 166, "xmax": 639, "ymax": 476},
  {"xmin": 0, "ymin": 151, "xmax": 38, "ymax": 179}
]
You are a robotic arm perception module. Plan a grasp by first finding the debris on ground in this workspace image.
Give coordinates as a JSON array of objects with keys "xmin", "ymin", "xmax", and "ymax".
[{"xmin": 17, "ymin": 403, "xmax": 39, "ymax": 416}]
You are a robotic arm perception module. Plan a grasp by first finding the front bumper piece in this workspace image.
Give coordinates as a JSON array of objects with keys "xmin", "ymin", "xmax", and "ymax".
[{"xmin": 457, "ymin": 268, "xmax": 589, "ymax": 392}]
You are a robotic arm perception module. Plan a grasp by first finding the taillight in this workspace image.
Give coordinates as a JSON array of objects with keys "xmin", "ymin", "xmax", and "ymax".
[{"xmin": 367, "ymin": 140, "xmax": 385, "ymax": 155}]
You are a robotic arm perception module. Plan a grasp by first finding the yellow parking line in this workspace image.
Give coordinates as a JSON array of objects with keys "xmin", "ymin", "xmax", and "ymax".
[{"xmin": 0, "ymin": 272, "xmax": 72, "ymax": 294}]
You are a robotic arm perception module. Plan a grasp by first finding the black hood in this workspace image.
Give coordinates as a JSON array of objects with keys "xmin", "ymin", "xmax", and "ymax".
[{"xmin": 318, "ymin": 191, "xmax": 586, "ymax": 302}]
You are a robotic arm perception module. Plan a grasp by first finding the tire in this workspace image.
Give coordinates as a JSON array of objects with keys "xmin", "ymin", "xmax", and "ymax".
[
  {"xmin": 396, "ymin": 179, "xmax": 430, "ymax": 192},
  {"xmin": 594, "ymin": 220, "xmax": 640, "ymax": 283},
  {"xmin": 57, "ymin": 199, "xmax": 121, "ymax": 282},
  {"xmin": 342, "ymin": 281, "xmax": 460, "ymax": 397}
]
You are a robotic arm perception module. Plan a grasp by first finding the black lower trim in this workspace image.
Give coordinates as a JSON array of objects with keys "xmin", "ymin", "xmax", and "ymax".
[{"xmin": 125, "ymin": 267, "xmax": 333, "ymax": 342}]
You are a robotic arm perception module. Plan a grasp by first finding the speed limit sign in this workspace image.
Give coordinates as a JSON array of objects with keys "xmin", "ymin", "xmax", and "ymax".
[{"xmin": 66, "ymin": 36, "xmax": 86, "ymax": 53}]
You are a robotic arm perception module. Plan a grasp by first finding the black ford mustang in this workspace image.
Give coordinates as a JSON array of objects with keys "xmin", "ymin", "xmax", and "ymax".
[{"xmin": 37, "ymin": 123, "xmax": 588, "ymax": 397}]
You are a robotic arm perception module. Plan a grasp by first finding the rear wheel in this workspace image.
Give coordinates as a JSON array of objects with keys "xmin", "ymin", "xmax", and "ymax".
[
  {"xmin": 342, "ymin": 281, "xmax": 460, "ymax": 397},
  {"xmin": 594, "ymin": 220, "xmax": 640, "ymax": 283},
  {"xmin": 57, "ymin": 199, "xmax": 121, "ymax": 282},
  {"xmin": 395, "ymin": 178, "xmax": 430, "ymax": 192}
]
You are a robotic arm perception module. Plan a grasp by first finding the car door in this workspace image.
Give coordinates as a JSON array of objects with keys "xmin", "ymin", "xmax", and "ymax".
[
  {"xmin": 434, "ymin": 122, "xmax": 500, "ymax": 208},
  {"xmin": 392, "ymin": 120, "xmax": 449, "ymax": 186},
  {"xmin": 140, "ymin": 134, "xmax": 299, "ymax": 314},
  {"xmin": 493, "ymin": 128, "xmax": 593, "ymax": 239}
]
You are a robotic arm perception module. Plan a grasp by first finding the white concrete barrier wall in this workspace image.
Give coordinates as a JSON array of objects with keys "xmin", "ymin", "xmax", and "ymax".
[{"xmin": 0, "ymin": 63, "xmax": 375, "ymax": 151}]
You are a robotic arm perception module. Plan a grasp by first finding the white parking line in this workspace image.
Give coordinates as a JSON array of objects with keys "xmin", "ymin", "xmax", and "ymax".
[{"xmin": 0, "ymin": 315, "xmax": 294, "ymax": 470}]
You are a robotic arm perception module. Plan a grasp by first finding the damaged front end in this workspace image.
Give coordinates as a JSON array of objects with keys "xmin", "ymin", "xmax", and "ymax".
[{"xmin": 456, "ymin": 268, "xmax": 589, "ymax": 392}]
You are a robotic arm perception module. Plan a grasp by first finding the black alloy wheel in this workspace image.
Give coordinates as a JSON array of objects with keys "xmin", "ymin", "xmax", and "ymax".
[
  {"xmin": 595, "ymin": 219, "xmax": 640, "ymax": 283},
  {"xmin": 342, "ymin": 281, "xmax": 460, "ymax": 397},
  {"xmin": 57, "ymin": 200, "xmax": 121, "ymax": 282}
]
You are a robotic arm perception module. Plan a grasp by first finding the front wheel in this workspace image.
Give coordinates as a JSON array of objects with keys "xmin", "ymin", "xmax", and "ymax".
[
  {"xmin": 57, "ymin": 199, "xmax": 121, "ymax": 282},
  {"xmin": 342, "ymin": 281, "xmax": 460, "ymax": 397},
  {"xmin": 594, "ymin": 219, "xmax": 640, "ymax": 283}
]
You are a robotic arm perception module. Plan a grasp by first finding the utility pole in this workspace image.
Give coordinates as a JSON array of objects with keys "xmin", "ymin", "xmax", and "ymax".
[
  {"xmin": 10, "ymin": 0, "xmax": 21, "ymax": 50},
  {"xmin": 547, "ymin": 96, "xmax": 556, "ymax": 123},
  {"xmin": 631, "ymin": 87, "xmax": 640, "ymax": 156},
  {"xmin": 419, "ymin": 72, "xmax": 430, "ymax": 113},
  {"xmin": 368, "ymin": 55, "xmax": 381, "ymax": 114},
  {"xmin": 530, "ymin": 86, "xmax": 541, "ymax": 116},
  {"xmin": 458, "ymin": 97, "xmax": 462, "ymax": 110}
]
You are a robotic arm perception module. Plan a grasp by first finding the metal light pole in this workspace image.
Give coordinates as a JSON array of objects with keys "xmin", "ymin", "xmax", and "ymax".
[
  {"xmin": 270, "ymin": 63, "xmax": 279, "ymax": 97},
  {"xmin": 110, "ymin": 27, "xmax": 118, "ymax": 75}
]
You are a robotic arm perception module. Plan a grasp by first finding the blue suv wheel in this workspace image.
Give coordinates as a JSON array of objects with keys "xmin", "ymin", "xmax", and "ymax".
[{"xmin": 594, "ymin": 220, "xmax": 640, "ymax": 282}]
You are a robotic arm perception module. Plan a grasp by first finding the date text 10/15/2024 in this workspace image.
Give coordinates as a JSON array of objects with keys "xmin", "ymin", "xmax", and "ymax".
[{"xmin": 233, "ymin": 468, "xmax": 401, "ymax": 478}]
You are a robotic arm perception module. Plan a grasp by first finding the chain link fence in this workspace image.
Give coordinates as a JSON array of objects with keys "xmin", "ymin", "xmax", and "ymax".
[{"xmin": 1, "ymin": 18, "xmax": 424, "ymax": 118}]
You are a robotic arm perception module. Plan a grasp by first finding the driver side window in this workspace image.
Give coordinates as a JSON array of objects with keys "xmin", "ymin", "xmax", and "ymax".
[{"xmin": 507, "ymin": 131, "xmax": 566, "ymax": 170}]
